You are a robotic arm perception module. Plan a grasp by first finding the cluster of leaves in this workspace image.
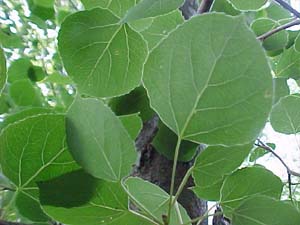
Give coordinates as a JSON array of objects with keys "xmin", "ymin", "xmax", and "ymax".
[{"xmin": 0, "ymin": 0, "xmax": 300, "ymax": 224}]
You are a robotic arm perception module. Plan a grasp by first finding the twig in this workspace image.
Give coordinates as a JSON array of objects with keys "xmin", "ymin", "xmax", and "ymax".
[
  {"xmin": 255, "ymin": 140, "xmax": 300, "ymax": 178},
  {"xmin": 256, "ymin": 139, "xmax": 300, "ymax": 201},
  {"xmin": 197, "ymin": 0, "xmax": 214, "ymax": 14},
  {"xmin": 273, "ymin": 0, "xmax": 300, "ymax": 18},
  {"xmin": 257, "ymin": 19, "xmax": 300, "ymax": 41}
]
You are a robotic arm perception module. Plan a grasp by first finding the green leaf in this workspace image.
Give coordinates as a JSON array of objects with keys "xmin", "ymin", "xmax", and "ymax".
[
  {"xmin": 123, "ymin": 0, "xmax": 184, "ymax": 22},
  {"xmin": 153, "ymin": 121, "xmax": 198, "ymax": 162},
  {"xmin": 0, "ymin": 107, "xmax": 53, "ymax": 130},
  {"xmin": 39, "ymin": 170, "xmax": 153, "ymax": 225},
  {"xmin": 262, "ymin": 2, "xmax": 292, "ymax": 20},
  {"xmin": 119, "ymin": 113, "xmax": 142, "ymax": 139},
  {"xmin": 81, "ymin": 0, "xmax": 137, "ymax": 17},
  {"xmin": 58, "ymin": 8, "xmax": 147, "ymax": 98},
  {"xmin": 220, "ymin": 166, "xmax": 283, "ymax": 218},
  {"xmin": 275, "ymin": 47, "xmax": 300, "ymax": 79},
  {"xmin": 232, "ymin": 196, "xmax": 300, "ymax": 225},
  {"xmin": 295, "ymin": 33, "xmax": 300, "ymax": 52},
  {"xmin": 143, "ymin": 13, "xmax": 273, "ymax": 146},
  {"xmin": 211, "ymin": 0, "xmax": 240, "ymax": 16},
  {"xmin": 66, "ymin": 96, "xmax": 137, "ymax": 181},
  {"xmin": 228, "ymin": 0, "xmax": 267, "ymax": 11},
  {"xmin": 41, "ymin": 72, "xmax": 74, "ymax": 85},
  {"xmin": 108, "ymin": 86, "xmax": 155, "ymax": 121},
  {"xmin": 0, "ymin": 29, "xmax": 23, "ymax": 49},
  {"xmin": 9, "ymin": 79, "xmax": 43, "ymax": 107},
  {"xmin": 270, "ymin": 95, "xmax": 300, "ymax": 134},
  {"xmin": 273, "ymin": 78, "xmax": 289, "ymax": 104},
  {"xmin": 192, "ymin": 144, "xmax": 252, "ymax": 201},
  {"xmin": 0, "ymin": 47, "xmax": 6, "ymax": 94},
  {"xmin": 130, "ymin": 10, "xmax": 184, "ymax": 50},
  {"xmin": 192, "ymin": 180, "xmax": 223, "ymax": 201},
  {"xmin": 249, "ymin": 143, "xmax": 276, "ymax": 162},
  {"xmin": 27, "ymin": 0, "xmax": 55, "ymax": 20},
  {"xmin": 251, "ymin": 18, "xmax": 288, "ymax": 51},
  {"xmin": 0, "ymin": 114, "xmax": 78, "ymax": 221},
  {"xmin": 125, "ymin": 177, "xmax": 191, "ymax": 224},
  {"xmin": 7, "ymin": 59, "xmax": 45, "ymax": 83}
]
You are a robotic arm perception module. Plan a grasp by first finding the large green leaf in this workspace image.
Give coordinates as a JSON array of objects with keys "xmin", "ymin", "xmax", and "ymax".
[
  {"xmin": 125, "ymin": 177, "xmax": 191, "ymax": 225},
  {"xmin": 192, "ymin": 144, "xmax": 252, "ymax": 201},
  {"xmin": 81, "ymin": 0, "xmax": 137, "ymax": 17},
  {"xmin": 211, "ymin": 0, "xmax": 240, "ymax": 16},
  {"xmin": 9, "ymin": 79, "xmax": 43, "ymax": 107},
  {"xmin": 0, "ymin": 114, "xmax": 78, "ymax": 222},
  {"xmin": 275, "ymin": 47, "xmax": 300, "ymax": 79},
  {"xmin": 130, "ymin": 10, "xmax": 184, "ymax": 50},
  {"xmin": 39, "ymin": 170, "xmax": 153, "ymax": 225},
  {"xmin": 58, "ymin": 8, "xmax": 147, "ymax": 98},
  {"xmin": 143, "ymin": 13, "xmax": 273, "ymax": 146},
  {"xmin": 228, "ymin": 0, "xmax": 267, "ymax": 11},
  {"xmin": 270, "ymin": 95, "xmax": 300, "ymax": 134},
  {"xmin": 232, "ymin": 196, "xmax": 300, "ymax": 225},
  {"xmin": 66, "ymin": 96, "xmax": 137, "ymax": 181},
  {"xmin": 0, "ymin": 47, "xmax": 6, "ymax": 94},
  {"xmin": 220, "ymin": 166, "xmax": 283, "ymax": 218},
  {"xmin": 123, "ymin": 0, "xmax": 184, "ymax": 22},
  {"xmin": 251, "ymin": 18, "xmax": 288, "ymax": 51}
]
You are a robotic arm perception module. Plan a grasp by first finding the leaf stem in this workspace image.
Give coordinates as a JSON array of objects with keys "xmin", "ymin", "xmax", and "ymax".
[
  {"xmin": 182, "ymin": 203, "xmax": 218, "ymax": 225},
  {"xmin": 171, "ymin": 165, "xmax": 195, "ymax": 207},
  {"xmin": 167, "ymin": 137, "xmax": 182, "ymax": 224},
  {"xmin": 257, "ymin": 19, "xmax": 300, "ymax": 41}
]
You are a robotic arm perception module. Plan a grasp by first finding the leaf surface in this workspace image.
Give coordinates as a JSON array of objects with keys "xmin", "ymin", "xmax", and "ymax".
[
  {"xmin": 143, "ymin": 13, "xmax": 273, "ymax": 146},
  {"xmin": 66, "ymin": 96, "xmax": 136, "ymax": 181},
  {"xmin": 228, "ymin": 0, "xmax": 267, "ymax": 11},
  {"xmin": 58, "ymin": 8, "xmax": 147, "ymax": 97},
  {"xmin": 0, "ymin": 47, "xmax": 6, "ymax": 94}
]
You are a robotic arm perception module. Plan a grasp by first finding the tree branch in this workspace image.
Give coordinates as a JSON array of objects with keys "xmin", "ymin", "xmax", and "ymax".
[
  {"xmin": 255, "ymin": 140, "xmax": 300, "ymax": 178},
  {"xmin": 273, "ymin": 0, "xmax": 300, "ymax": 18},
  {"xmin": 257, "ymin": 19, "xmax": 300, "ymax": 41},
  {"xmin": 197, "ymin": 0, "xmax": 214, "ymax": 14}
]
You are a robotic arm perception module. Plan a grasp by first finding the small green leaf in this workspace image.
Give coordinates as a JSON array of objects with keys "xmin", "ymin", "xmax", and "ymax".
[
  {"xmin": 262, "ymin": 3, "xmax": 292, "ymax": 20},
  {"xmin": 232, "ymin": 196, "xmax": 300, "ymax": 225},
  {"xmin": 193, "ymin": 144, "xmax": 252, "ymax": 200},
  {"xmin": 125, "ymin": 177, "xmax": 191, "ymax": 224},
  {"xmin": 228, "ymin": 0, "xmax": 267, "ymax": 11},
  {"xmin": 41, "ymin": 72, "xmax": 74, "ymax": 85},
  {"xmin": 108, "ymin": 86, "xmax": 155, "ymax": 121},
  {"xmin": 39, "ymin": 170, "xmax": 153, "ymax": 225},
  {"xmin": 66, "ymin": 96, "xmax": 137, "ymax": 181},
  {"xmin": 275, "ymin": 47, "xmax": 300, "ymax": 79},
  {"xmin": 221, "ymin": 166, "xmax": 283, "ymax": 218},
  {"xmin": 7, "ymin": 58, "xmax": 31, "ymax": 83},
  {"xmin": 27, "ymin": 0, "xmax": 55, "ymax": 20},
  {"xmin": 123, "ymin": 0, "xmax": 184, "ymax": 22},
  {"xmin": 58, "ymin": 8, "xmax": 147, "ymax": 98},
  {"xmin": 249, "ymin": 143, "xmax": 276, "ymax": 162},
  {"xmin": 273, "ymin": 78, "xmax": 289, "ymax": 104},
  {"xmin": 9, "ymin": 79, "xmax": 43, "ymax": 107},
  {"xmin": 0, "ymin": 29, "xmax": 23, "ymax": 49},
  {"xmin": 270, "ymin": 95, "xmax": 300, "ymax": 134},
  {"xmin": 81, "ymin": 0, "xmax": 137, "ymax": 17},
  {"xmin": 192, "ymin": 180, "xmax": 223, "ymax": 201},
  {"xmin": 143, "ymin": 13, "xmax": 273, "ymax": 146},
  {"xmin": 251, "ymin": 18, "xmax": 288, "ymax": 51},
  {"xmin": 0, "ymin": 114, "xmax": 78, "ymax": 221},
  {"xmin": 211, "ymin": 0, "xmax": 240, "ymax": 16},
  {"xmin": 130, "ymin": 10, "xmax": 184, "ymax": 50},
  {"xmin": 119, "ymin": 113, "xmax": 142, "ymax": 139},
  {"xmin": 0, "ymin": 47, "xmax": 6, "ymax": 94}
]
